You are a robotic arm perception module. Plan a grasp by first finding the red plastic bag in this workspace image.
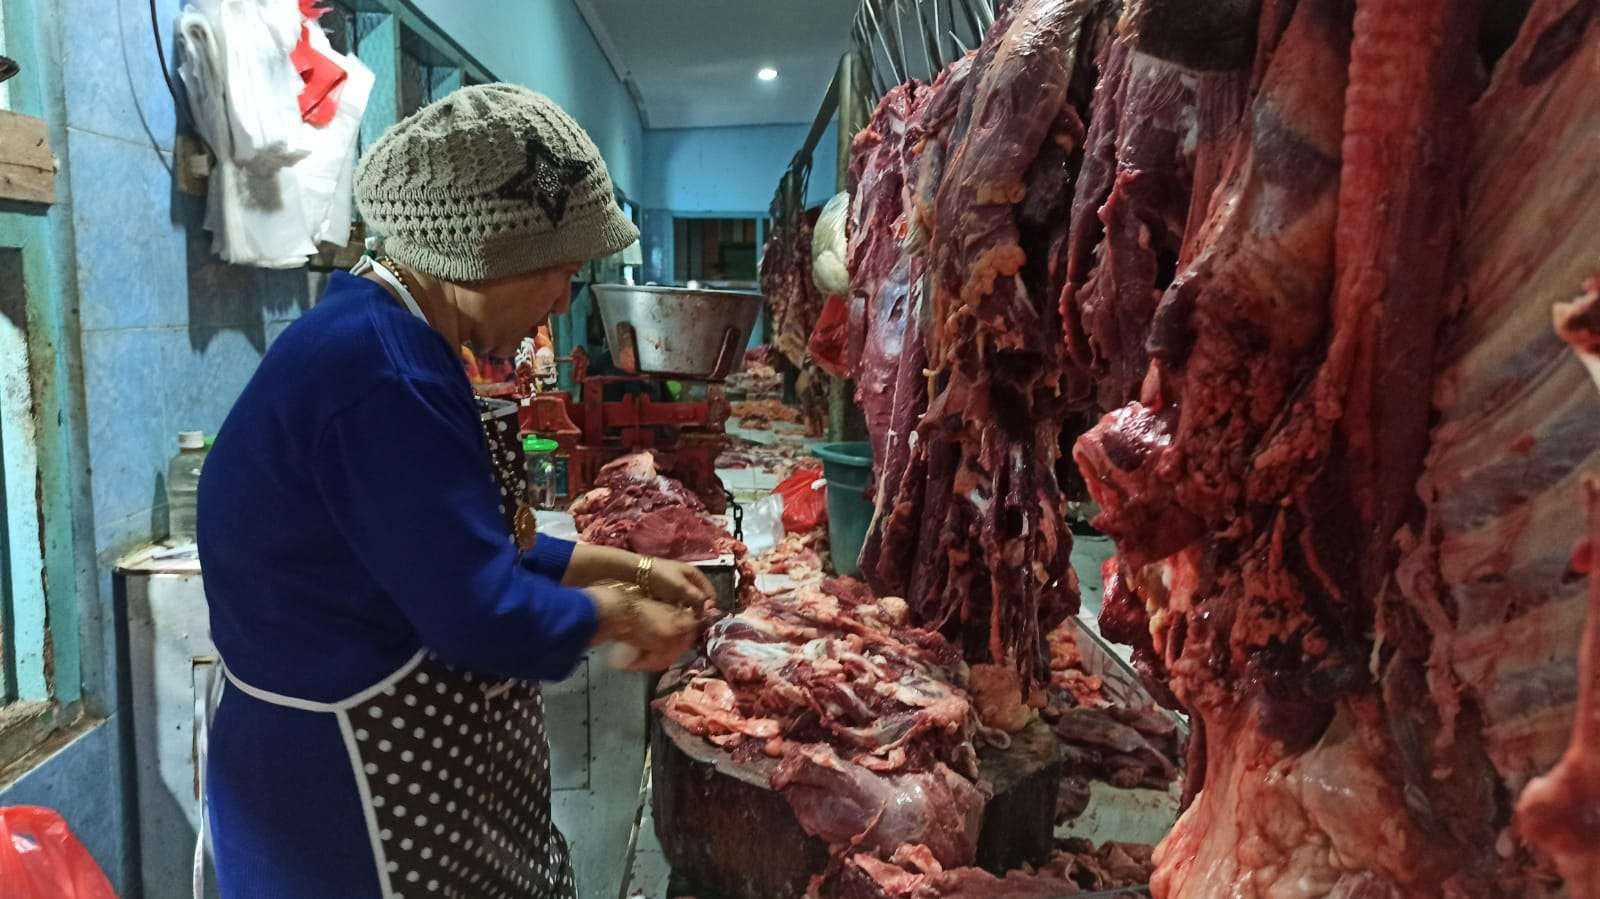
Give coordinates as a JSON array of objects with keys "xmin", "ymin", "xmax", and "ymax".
[
  {"xmin": 807, "ymin": 295, "xmax": 850, "ymax": 377},
  {"xmin": 775, "ymin": 466, "xmax": 827, "ymax": 533},
  {"xmin": 0, "ymin": 806, "xmax": 117, "ymax": 899}
]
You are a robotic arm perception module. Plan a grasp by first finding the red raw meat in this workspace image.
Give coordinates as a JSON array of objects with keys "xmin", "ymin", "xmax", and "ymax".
[
  {"xmin": 570, "ymin": 452, "xmax": 723, "ymax": 562},
  {"xmin": 808, "ymin": 294, "xmax": 851, "ymax": 377},
  {"xmin": 1392, "ymin": 1, "xmax": 1600, "ymax": 853},
  {"xmin": 1516, "ymin": 476, "xmax": 1600, "ymax": 898},
  {"xmin": 764, "ymin": 212, "xmax": 822, "ymax": 370},
  {"xmin": 701, "ymin": 586, "xmax": 976, "ymax": 776},
  {"xmin": 771, "ymin": 743, "xmax": 985, "ymax": 870},
  {"xmin": 820, "ymin": 838, "xmax": 1153, "ymax": 898},
  {"xmin": 831, "ymin": 0, "xmax": 1600, "ymax": 892},
  {"xmin": 860, "ymin": 0, "xmax": 1099, "ymax": 686},
  {"xmin": 622, "ymin": 506, "xmax": 722, "ymax": 562},
  {"xmin": 849, "ymin": 83, "xmax": 924, "ymax": 479},
  {"xmin": 1058, "ymin": 36, "xmax": 1203, "ymax": 409},
  {"xmin": 859, "ymin": 57, "xmax": 972, "ymax": 598}
]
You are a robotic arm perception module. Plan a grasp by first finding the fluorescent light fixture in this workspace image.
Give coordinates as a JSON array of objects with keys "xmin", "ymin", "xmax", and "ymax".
[{"xmin": 757, "ymin": 67, "xmax": 779, "ymax": 82}]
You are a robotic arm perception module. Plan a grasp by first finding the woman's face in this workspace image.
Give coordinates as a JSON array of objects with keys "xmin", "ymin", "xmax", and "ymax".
[{"xmin": 453, "ymin": 262, "xmax": 584, "ymax": 356}]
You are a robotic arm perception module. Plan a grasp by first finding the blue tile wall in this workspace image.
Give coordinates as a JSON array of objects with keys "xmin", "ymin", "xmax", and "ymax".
[
  {"xmin": 161, "ymin": 328, "xmax": 271, "ymax": 440},
  {"xmin": 0, "ymin": 722, "xmax": 131, "ymax": 894},
  {"xmin": 67, "ymin": 130, "xmax": 188, "ymax": 332},
  {"xmin": 62, "ymin": 0, "xmax": 182, "ymax": 151},
  {"xmin": 81, "ymin": 327, "xmax": 170, "ymax": 559}
]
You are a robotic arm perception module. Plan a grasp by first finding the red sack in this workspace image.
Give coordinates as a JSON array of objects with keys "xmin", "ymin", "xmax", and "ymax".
[
  {"xmin": 806, "ymin": 295, "xmax": 850, "ymax": 377},
  {"xmin": 775, "ymin": 466, "xmax": 827, "ymax": 533},
  {"xmin": 0, "ymin": 807, "xmax": 117, "ymax": 899}
]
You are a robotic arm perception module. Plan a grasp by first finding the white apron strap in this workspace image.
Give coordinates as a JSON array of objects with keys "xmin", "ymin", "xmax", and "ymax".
[
  {"xmin": 352, "ymin": 256, "xmax": 429, "ymax": 323},
  {"xmin": 192, "ymin": 658, "xmax": 224, "ymax": 899}
]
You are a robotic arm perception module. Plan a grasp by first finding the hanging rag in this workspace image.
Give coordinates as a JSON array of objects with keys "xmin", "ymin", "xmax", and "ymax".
[
  {"xmin": 178, "ymin": 7, "xmax": 316, "ymax": 267},
  {"xmin": 177, "ymin": 0, "xmax": 372, "ymax": 266}
]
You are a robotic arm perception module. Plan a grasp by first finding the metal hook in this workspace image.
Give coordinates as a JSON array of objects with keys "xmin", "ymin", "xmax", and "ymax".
[
  {"xmin": 913, "ymin": 0, "xmax": 937, "ymax": 79},
  {"xmin": 862, "ymin": 0, "xmax": 904, "ymax": 86},
  {"xmin": 958, "ymin": 0, "xmax": 985, "ymax": 45},
  {"xmin": 886, "ymin": 0, "xmax": 911, "ymax": 84}
]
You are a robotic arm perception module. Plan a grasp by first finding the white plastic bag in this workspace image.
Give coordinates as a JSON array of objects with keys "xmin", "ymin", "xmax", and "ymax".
[
  {"xmin": 812, "ymin": 191, "xmax": 850, "ymax": 295},
  {"xmin": 179, "ymin": 7, "xmax": 315, "ymax": 267},
  {"xmin": 741, "ymin": 493, "xmax": 786, "ymax": 558},
  {"xmin": 292, "ymin": 23, "xmax": 374, "ymax": 245},
  {"xmin": 218, "ymin": 0, "xmax": 309, "ymax": 172}
]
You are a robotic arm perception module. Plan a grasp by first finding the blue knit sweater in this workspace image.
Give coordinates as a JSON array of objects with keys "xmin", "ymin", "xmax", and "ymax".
[{"xmin": 196, "ymin": 272, "xmax": 596, "ymax": 897}]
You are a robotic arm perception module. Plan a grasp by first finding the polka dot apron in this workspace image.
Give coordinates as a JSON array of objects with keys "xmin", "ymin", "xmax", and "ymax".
[{"xmin": 217, "ymin": 258, "xmax": 576, "ymax": 898}]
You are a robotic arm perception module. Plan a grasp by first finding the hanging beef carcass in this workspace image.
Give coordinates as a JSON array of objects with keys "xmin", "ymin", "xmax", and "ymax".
[
  {"xmin": 1391, "ymin": 1, "xmax": 1600, "ymax": 892},
  {"xmin": 1516, "ymin": 282, "xmax": 1600, "ymax": 899},
  {"xmin": 763, "ymin": 181, "xmax": 831, "ymax": 435},
  {"xmin": 855, "ymin": 0, "xmax": 1105, "ymax": 686},
  {"xmin": 858, "ymin": 56, "xmax": 973, "ymax": 599},
  {"xmin": 842, "ymin": 0, "xmax": 1597, "ymax": 892},
  {"xmin": 849, "ymin": 83, "xmax": 922, "ymax": 484},
  {"xmin": 1066, "ymin": 0, "xmax": 1600, "ymax": 894}
]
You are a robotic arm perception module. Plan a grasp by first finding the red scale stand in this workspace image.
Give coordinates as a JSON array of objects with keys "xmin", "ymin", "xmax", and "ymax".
[{"xmin": 517, "ymin": 347, "xmax": 730, "ymax": 513}]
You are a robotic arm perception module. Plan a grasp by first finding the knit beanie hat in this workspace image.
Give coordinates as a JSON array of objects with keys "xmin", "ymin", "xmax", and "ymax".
[{"xmin": 355, "ymin": 83, "xmax": 639, "ymax": 281}]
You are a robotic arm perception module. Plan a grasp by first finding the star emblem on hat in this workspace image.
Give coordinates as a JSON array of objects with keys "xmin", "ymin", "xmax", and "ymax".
[{"xmin": 494, "ymin": 136, "xmax": 595, "ymax": 225}]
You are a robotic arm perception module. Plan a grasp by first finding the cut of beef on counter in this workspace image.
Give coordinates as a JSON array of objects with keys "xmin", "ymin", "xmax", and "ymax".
[
  {"xmin": 569, "ymin": 452, "xmax": 728, "ymax": 562},
  {"xmin": 773, "ymin": 743, "xmax": 985, "ymax": 871},
  {"xmin": 730, "ymin": 399, "xmax": 804, "ymax": 430},
  {"xmin": 821, "ymin": 838, "xmax": 1154, "ymax": 898},
  {"xmin": 1045, "ymin": 619, "xmax": 1105, "ymax": 709},
  {"xmin": 681, "ymin": 581, "xmax": 979, "ymax": 777}
]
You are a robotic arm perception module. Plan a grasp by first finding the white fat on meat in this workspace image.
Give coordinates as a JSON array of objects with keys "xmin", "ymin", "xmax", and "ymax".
[{"xmin": 1154, "ymin": 701, "xmax": 1425, "ymax": 899}]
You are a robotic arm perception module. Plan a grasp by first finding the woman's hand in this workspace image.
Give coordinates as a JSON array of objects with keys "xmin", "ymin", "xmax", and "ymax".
[
  {"xmin": 562, "ymin": 544, "xmax": 717, "ymax": 610},
  {"xmin": 586, "ymin": 584, "xmax": 697, "ymax": 671},
  {"xmin": 649, "ymin": 559, "xmax": 716, "ymax": 610}
]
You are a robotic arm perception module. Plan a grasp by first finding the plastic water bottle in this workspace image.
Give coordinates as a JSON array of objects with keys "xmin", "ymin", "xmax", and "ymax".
[{"xmin": 167, "ymin": 431, "xmax": 206, "ymax": 544}]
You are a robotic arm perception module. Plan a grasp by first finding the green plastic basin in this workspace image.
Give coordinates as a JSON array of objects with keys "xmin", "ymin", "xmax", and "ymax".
[{"xmin": 813, "ymin": 442, "xmax": 874, "ymax": 577}]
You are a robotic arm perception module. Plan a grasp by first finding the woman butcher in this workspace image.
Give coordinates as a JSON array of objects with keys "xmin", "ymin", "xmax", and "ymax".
[{"xmin": 198, "ymin": 84, "xmax": 708, "ymax": 899}]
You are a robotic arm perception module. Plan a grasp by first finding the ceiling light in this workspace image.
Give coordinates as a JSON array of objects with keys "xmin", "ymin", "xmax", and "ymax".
[{"xmin": 757, "ymin": 67, "xmax": 779, "ymax": 82}]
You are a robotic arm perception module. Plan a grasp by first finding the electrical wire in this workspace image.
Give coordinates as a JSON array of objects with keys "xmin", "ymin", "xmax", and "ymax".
[{"xmin": 151, "ymin": 0, "xmax": 193, "ymax": 129}]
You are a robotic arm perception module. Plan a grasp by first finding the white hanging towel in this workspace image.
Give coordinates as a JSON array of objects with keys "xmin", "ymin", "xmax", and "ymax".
[
  {"xmin": 177, "ymin": 7, "xmax": 316, "ymax": 268},
  {"xmin": 217, "ymin": 0, "xmax": 309, "ymax": 172}
]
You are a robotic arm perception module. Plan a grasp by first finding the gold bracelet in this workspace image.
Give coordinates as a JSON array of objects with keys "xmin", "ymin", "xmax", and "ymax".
[
  {"xmin": 596, "ymin": 579, "xmax": 644, "ymax": 641},
  {"xmin": 634, "ymin": 555, "xmax": 656, "ymax": 599},
  {"xmin": 618, "ymin": 589, "xmax": 642, "ymax": 641}
]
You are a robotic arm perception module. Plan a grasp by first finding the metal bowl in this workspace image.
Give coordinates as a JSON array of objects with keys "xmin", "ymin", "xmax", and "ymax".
[{"xmin": 592, "ymin": 284, "xmax": 763, "ymax": 382}]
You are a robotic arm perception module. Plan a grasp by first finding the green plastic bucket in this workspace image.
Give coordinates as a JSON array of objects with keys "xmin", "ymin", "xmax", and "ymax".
[{"xmin": 813, "ymin": 442, "xmax": 874, "ymax": 577}]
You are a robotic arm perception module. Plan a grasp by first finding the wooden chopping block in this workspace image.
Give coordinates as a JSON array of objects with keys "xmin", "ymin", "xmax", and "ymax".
[{"xmin": 650, "ymin": 713, "xmax": 1063, "ymax": 899}]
